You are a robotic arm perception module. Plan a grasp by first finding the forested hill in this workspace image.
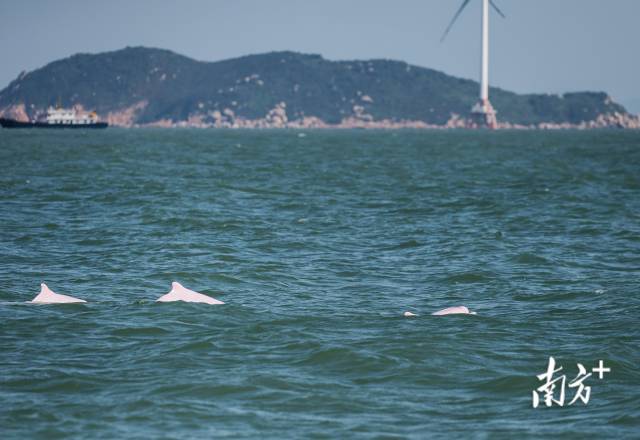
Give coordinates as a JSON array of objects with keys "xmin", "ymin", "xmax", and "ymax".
[{"xmin": 0, "ymin": 46, "xmax": 636, "ymax": 128}]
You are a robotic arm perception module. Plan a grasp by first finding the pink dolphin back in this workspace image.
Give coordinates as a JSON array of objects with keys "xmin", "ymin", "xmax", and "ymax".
[
  {"xmin": 156, "ymin": 282, "xmax": 224, "ymax": 305},
  {"xmin": 432, "ymin": 306, "xmax": 476, "ymax": 316},
  {"xmin": 31, "ymin": 283, "xmax": 87, "ymax": 304}
]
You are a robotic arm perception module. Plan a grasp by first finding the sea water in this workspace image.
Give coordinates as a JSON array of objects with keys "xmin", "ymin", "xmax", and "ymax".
[{"xmin": 1, "ymin": 129, "xmax": 639, "ymax": 438}]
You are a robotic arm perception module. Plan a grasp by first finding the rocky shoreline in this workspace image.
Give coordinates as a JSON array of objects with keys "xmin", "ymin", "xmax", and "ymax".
[
  {"xmin": 137, "ymin": 108, "xmax": 640, "ymax": 130},
  {"xmin": 2, "ymin": 101, "xmax": 639, "ymax": 130}
]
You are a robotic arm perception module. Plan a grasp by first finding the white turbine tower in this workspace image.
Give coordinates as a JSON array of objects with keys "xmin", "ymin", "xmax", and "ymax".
[{"xmin": 441, "ymin": 0, "xmax": 505, "ymax": 129}]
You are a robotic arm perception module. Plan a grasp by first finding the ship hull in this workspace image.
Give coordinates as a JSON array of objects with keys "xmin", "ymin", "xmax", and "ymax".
[{"xmin": 0, "ymin": 118, "xmax": 108, "ymax": 129}]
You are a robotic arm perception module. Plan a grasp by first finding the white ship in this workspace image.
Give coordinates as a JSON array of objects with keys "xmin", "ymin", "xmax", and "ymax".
[{"xmin": 0, "ymin": 105, "xmax": 108, "ymax": 129}]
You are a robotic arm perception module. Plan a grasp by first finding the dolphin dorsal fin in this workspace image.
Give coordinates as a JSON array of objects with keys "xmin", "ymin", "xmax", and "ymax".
[
  {"xmin": 157, "ymin": 281, "xmax": 224, "ymax": 305},
  {"xmin": 32, "ymin": 283, "xmax": 86, "ymax": 304}
]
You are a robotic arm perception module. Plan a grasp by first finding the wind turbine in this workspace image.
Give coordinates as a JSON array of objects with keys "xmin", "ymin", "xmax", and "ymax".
[{"xmin": 441, "ymin": 0, "xmax": 506, "ymax": 129}]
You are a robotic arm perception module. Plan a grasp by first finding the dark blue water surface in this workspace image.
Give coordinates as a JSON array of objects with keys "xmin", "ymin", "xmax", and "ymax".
[{"xmin": 1, "ymin": 129, "xmax": 639, "ymax": 438}]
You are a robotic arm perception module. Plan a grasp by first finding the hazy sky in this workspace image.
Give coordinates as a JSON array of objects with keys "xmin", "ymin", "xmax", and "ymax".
[{"xmin": 1, "ymin": 0, "xmax": 639, "ymax": 111}]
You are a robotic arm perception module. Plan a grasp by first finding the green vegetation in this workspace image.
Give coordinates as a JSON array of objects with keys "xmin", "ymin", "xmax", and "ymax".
[{"xmin": 0, "ymin": 47, "xmax": 630, "ymax": 125}]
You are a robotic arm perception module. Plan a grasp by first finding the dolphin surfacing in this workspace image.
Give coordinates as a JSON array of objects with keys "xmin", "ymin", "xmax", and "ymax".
[
  {"xmin": 31, "ymin": 283, "xmax": 86, "ymax": 304},
  {"xmin": 156, "ymin": 282, "xmax": 224, "ymax": 305},
  {"xmin": 432, "ymin": 306, "xmax": 476, "ymax": 316}
]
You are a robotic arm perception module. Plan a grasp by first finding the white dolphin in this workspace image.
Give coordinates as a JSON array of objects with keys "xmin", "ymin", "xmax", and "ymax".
[
  {"xmin": 31, "ymin": 283, "xmax": 86, "ymax": 304},
  {"xmin": 432, "ymin": 306, "xmax": 476, "ymax": 316},
  {"xmin": 156, "ymin": 282, "xmax": 224, "ymax": 305}
]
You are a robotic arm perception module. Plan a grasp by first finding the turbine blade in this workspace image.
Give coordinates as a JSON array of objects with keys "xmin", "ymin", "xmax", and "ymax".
[
  {"xmin": 490, "ymin": 0, "xmax": 506, "ymax": 18},
  {"xmin": 440, "ymin": 0, "xmax": 472, "ymax": 42}
]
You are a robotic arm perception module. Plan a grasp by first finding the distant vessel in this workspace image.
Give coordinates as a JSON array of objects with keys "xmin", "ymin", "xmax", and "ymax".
[{"xmin": 0, "ymin": 105, "xmax": 108, "ymax": 129}]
